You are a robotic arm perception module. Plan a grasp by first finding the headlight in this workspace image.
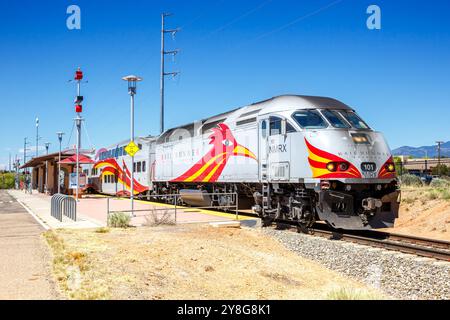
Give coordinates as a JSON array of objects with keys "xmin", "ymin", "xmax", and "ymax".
[
  {"xmin": 339, "ymin": 162, "xmax": 349, "ymax": 171},
  {"xmin": 326, "ymin": 162, "xmax": 337, "ymax": 172},
  {"xmin": 351, "ymin": 133, "xmax": 370, "ymax": 144},
  {"xmin": 385, "ymin": 163, "xmax": 395, "ymax": 172}
]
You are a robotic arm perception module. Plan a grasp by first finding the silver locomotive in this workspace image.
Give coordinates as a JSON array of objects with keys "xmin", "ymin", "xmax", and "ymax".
[{"xmin": 91, "ymin": 95, "xmax": 400, "ymax": 230}]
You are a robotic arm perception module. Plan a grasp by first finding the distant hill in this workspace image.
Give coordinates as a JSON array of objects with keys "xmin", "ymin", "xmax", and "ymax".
[{"xmin": 392, "ymin": 141, "xmax": 450, "ymax": 158}]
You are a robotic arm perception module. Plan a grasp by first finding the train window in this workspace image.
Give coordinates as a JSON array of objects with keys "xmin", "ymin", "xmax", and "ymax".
[
  {"xmin": 286, "ymin": 122, "xmax": 296, "ymax": 133},
  {"xmin": 269, "ymin": 117, "xmax": 282, "ymax": 135},
  {"xmin": 261, "ymin": 120, "xmax": 267, "ymax": 138},
  {"xmin": 133, "ymin": 162, "xmax": 136, "ymax": 173},
  {"xmin": 142, "ymin": 161, "xmax": 146, "ymax": 172},
  {"xmin": 292, "ymin": 110, "xmax": 328, "ymax": 129},
  {"xmin": 321, "ymin": 110, "xmax": 350, "ymax": 128},
  {"xmin": 137, "ymin": 162, "xmax": 142, "ymax": 173},
  {"xmin": 339, "ymin": 111, "xmax": 370, "ymax": 129}
]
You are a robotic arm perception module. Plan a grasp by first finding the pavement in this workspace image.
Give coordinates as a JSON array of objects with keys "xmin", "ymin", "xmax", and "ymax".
[
  {"xmin": 7, "ymin": 190, "xmax": 259, "ymax": 230},
  {"xmin": 0, "ymin": 190, "xmax": 59, "ymax": 299}
]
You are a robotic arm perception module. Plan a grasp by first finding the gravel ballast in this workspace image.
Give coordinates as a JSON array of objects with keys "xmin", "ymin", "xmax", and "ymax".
[{"xmin": 261, "ymin": 228, "xmax": 450, "ymax": 300}]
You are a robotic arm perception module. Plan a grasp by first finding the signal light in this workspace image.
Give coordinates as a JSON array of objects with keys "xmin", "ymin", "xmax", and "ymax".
[
  {"xmin": 75, "ymin": 105, "xmax": 82, "ymax": 113},
  {"xmin": 75, "ymin": 70, "xmax": 83, "ymax": 80}
]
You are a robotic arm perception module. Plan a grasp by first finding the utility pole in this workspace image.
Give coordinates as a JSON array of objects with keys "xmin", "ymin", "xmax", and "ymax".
[
  {"xmin": 160, "ymin": 13, "xmax": 180, "ymax": 134},
  {"xmin": 23, "ymin": 137, "xmax": 30, "ymax": 192},
  {"xmin": 57, "ymin": 132, "xmax": 65, "ymax": 194},
  {"xmin": 9, "ymin": 152, "xmax": 11, "ymax": 172},
  {"xmin": 73, "ymin": 68, "xmax": 85, "ymax": 201},
  {"xmin": 436, "ymin": 141, "xmax": 444, "ymax": 177},
  {"xmin": 36, "ymin": 118, "xmax": 39, "ymax": 158},
  {"xmin": 44, "ymin": 142, "xmax": 50, "ymax": 194}
]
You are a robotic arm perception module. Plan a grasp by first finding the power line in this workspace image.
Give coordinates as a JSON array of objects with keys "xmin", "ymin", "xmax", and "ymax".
[
  {"xmin": 253, "ymin": 0, "xmax": 344, "ymax": 41},
  {"xmin": 179, "ymin": 0, "xmax": 227, "ymax": 30},
  {"xmin": 205, "ymin": 0, "xmax": 274, "ymax": 37}
]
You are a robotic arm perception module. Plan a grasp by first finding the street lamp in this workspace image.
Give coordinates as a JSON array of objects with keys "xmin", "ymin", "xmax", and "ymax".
[
  {"xmin": 57, "ymin": 132, "xmax": 65, "ymax": 194},
  {"xmin": 45, "ymin": 142, "xmax": 50, "ymax": 193},
  {"xmin": 122, "ymin": 75, "xmax": 142, "ymax": 217}
]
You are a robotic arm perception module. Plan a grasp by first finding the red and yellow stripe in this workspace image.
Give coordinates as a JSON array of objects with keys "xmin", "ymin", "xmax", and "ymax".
[{"xmin": 305, "ymin": 138, "xmax": 362, "ymax": 179}]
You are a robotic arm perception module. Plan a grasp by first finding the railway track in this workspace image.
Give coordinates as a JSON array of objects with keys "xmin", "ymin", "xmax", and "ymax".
[
  {"xmin": 198, "ymin": 208, "xmax": 450, "ymax": 261},
  {"xmin": 270, "ymin": 221, "xmax": 450, "ymax": 262},
  {"xmin": 121, "ymin": 196, "xmax": 450, "ymax": 262}
]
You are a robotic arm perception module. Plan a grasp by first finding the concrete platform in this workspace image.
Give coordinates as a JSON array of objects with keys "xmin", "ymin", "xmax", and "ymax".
[{"xmin": 7, "ymin": 190, "xmax": 259, "ymax": 229}]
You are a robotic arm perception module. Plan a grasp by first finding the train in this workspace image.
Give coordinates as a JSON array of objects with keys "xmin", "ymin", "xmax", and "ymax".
[{"xmin": 83, "ymin": 95, "xmax": 400, "ymax": 230}]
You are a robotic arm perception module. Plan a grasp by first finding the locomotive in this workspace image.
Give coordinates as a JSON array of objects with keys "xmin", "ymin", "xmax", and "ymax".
[{"xmin": 87, "ymin": 95, "xmax": 400, "ymax": 230}]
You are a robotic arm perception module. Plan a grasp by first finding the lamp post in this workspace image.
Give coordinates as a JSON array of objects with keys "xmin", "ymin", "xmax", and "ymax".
[
  {"xmin": 45, "ymin": 142, "xmax": 50, "ymax": 193},
  {"xmin": 57, "ymin": 132, "xmax": 65, "ymax": 194},
  {"xmin": 122, "ymin": 75, "xmax": 142, "ymax": 216}
]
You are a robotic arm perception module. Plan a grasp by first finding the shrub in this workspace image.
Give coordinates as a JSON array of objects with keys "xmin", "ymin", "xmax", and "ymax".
[
  {"xmin": 0, "ymin": 173, "xmax": 15, "ymax": 189},
  {"xmin": 399, "ymin": 174, "xmax": 423, "ymax": 187},
  {"xmin": 430, "ymin": 178, "xmax": 450, "ymax": 189},
  {"xmin": 95, "ymin": 227, "xmax": 110, "ymax": 233},
  {"xmin": 144, "ymin": 208, "xmax": 175, "ymax": 226},
  {"xmin": 107, "ymin": 212, "xmax": 131, "ymax": 228}
]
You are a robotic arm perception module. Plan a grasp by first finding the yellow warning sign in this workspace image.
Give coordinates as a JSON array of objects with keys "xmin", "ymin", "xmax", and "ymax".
[{"xmin": 125, "ymin": 141, "xmax": 140, "ymax": 157}]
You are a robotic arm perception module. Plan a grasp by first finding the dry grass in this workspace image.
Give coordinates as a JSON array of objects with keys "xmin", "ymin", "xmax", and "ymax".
[
  {"xmin": 44, "ymin": 225, "xmax": 384, "ymax": 300},
  {"xmin": 43, "ymin": 230, "xmax": 110, "ymax": 299},
  {"xmin": 386, "ymin": 185, "xmax": 450, "ymax": 240},
  {"xmin": 143, "ymin": 208, "xmax": 176, "ymax": 227},
  {"xmin": 327, "ymin": 288, "xmax": 384, "ymax": 300}
]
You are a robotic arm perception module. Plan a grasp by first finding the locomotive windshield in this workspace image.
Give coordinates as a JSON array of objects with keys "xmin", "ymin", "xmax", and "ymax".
[
  {"xmin": 292, "ymin": 110, "xmax": 328, "ymax": 129},
  {"xmin": 321, "ymin": 109, "xmax": 350, "ymax": 128},
  {"xmin": 339, "ymin": 110, "xmax": 370, "ymax": 129}
]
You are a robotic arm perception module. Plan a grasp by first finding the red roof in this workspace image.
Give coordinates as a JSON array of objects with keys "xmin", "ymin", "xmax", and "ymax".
[{"xmin": 59, "ymin": 154, "xmax": 94, "ymax": 164}]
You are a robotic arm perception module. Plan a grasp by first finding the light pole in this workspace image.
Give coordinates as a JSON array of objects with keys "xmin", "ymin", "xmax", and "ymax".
[
  {"xmin": 57, "ymin": 132, "xmax": 65, "ymax": 194},
  {"xmin": 44, "ymin": 142, "xmax": 50, "ymax": 193},
  {"xmin": 36, "ymin": 118, "xmax": 39, "ymax": 158},
  {"xmin": 122, "ymin": 75, "xmax": 142, "ymax": 216},
  {"xmin": 436, "ymin": 141, "xmax": 444, "ymax": 177}
]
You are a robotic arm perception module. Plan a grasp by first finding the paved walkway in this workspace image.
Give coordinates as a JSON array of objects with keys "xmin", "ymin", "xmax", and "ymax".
[
  {"xmin": 9, "ymin": 190, "xmax": 102, "ymax": 229},
  {"xmin": 8, "ymin": 190, "xmax": 257, "ymax": 229},
  {"xmin": 0, "ymin": 190, "xmax": 59, "ymax": 299}
]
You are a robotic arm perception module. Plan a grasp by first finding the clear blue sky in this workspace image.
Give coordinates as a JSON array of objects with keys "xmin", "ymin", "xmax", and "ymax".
[{"xmin": 1, "ymin": 0, "xmax": 449, "ymax": 169}]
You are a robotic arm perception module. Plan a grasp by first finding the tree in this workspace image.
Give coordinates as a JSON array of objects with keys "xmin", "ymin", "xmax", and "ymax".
[
  {"xmin": 431, "ymin": 164, "xmax": 449, "ymax": 176},
  {"xmin": 393, "ymin": 156, "xmax": 407, "ymax": 175}
]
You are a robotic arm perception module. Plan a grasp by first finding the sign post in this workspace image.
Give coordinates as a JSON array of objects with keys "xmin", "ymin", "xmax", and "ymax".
[{"xmin": 122, "ymin": 75, "xmax": 143, "ymax": 217}]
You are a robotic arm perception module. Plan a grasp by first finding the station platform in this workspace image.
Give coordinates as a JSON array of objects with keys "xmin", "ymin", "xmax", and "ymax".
[{"xmin": 7, "ymin": 190, "xmax": 259, "ymax": 229}]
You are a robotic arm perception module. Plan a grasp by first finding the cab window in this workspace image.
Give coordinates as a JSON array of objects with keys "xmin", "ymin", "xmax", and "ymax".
[
  {"xmin": 321, "ymin": 110, "xmax": 350, "ymax": 128},
  {"xmin": 269, "ymin": 117, "xmax": 296, "ymax": 135},
  {"xmin": 269, "ymin": 117, "xmax": 281, "ymax": 135},
  {"xmin": 339, "ymin": 111, "xmax": 370, "ymax": 129},
  {"xmin": 292, "ymin": 110, "xmax": 328, "ymax": 129}
]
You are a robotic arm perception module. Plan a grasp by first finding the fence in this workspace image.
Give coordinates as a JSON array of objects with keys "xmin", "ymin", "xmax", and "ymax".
[
  {"xmin": 51, "ymin": 193, "xmax": 77, "ymax": 222},
  {"xmin": 106, "ymin": 192, "xmax": 239, "ymax": 225}
]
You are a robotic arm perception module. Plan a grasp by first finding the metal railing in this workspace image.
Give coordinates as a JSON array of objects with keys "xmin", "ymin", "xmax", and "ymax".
[
  {"xmin": 51, "ymin": 193, "xmax": 77, "ymax": 222},
  {"xmin": 106, "ymin": 192, "xmax": 239, "ymax": 224}
]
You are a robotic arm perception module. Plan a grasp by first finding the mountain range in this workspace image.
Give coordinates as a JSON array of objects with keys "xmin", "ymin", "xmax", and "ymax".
[{"xmin": 392, "ymin": 141, "xmax": 450, "ymax": 158}]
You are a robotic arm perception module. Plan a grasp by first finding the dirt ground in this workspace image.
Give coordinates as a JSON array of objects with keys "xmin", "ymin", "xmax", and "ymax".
[
  {"xmin": 385, "ymin": 186, "xmax": 450, "ymax": 241},
  {"xmin": 44, "ymin": 225, "xmax": 384, "ymax": 300}
]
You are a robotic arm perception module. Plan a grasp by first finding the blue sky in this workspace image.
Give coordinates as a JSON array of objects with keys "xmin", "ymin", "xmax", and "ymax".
[{"xmin": 1, "ymin": 0, "xmax": 449, "ymax": 169}]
